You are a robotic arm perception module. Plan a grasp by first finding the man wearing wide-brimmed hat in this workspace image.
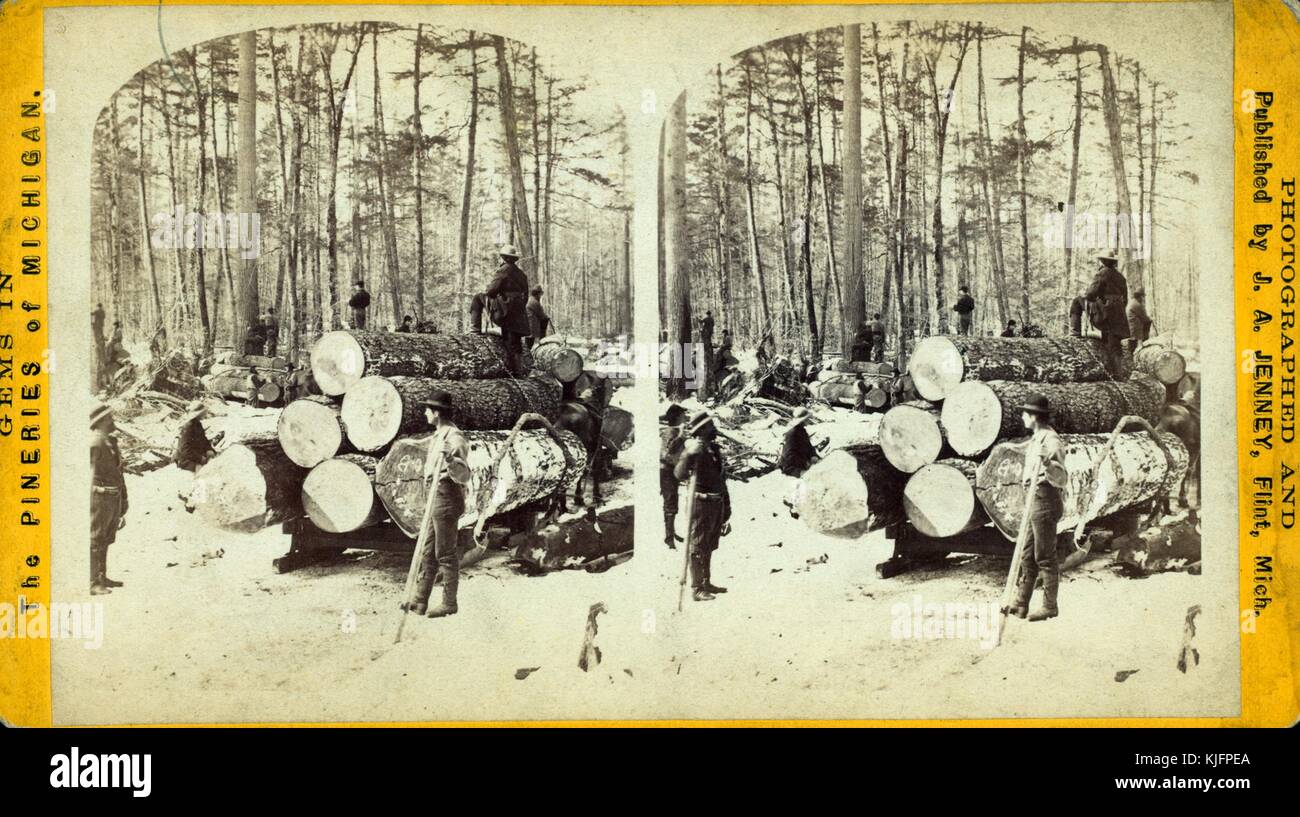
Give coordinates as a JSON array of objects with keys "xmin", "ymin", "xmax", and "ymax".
[
  {"xmin": 90, "ymin": 402, "xmax": 128, "ymax": 594},
  {"xmin": 172, "ymin": 400, "xmax": 215, "ymax": 473},
  {"xmin": 484, "ymin": 244, "xmax": 531, "ymax": 373},
  {"xmin": 659, "ymin": 404, "xmax": 689, "ymax": 549},
  {"xmin": 777, "ymin": 407, "xmax": 818, "ymax": 477},
  {"xmin": 1083, "ymin": 253, "xmax": 1130, "ymax": 374},
  {"xmin": 1010, "ymin": 393, "xmax": 1069, "ymax": 622},
  {"xmin": 403, "ymin": 389, "xmax": 472, "ymax": 618},
  {"xmin": 673, "ymin": 410, "xmax": 731, "ymax": 601}
]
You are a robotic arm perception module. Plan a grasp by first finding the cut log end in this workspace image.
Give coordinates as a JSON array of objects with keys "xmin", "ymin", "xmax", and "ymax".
[
  {"xmin": 791, "ymin": 449, "xmax": 871, "ymax": 534},
  {"xmin": 278, "ymin": 398, "xmax": 345, "ymax": 468},
  {"xmin": 904, "ymin": 462, "xmax": 982, "ymax": 538},
  {"xmin": 310, "ymin": 331, "xmax": 367, "ymax": 396},
  {"xmin": 302, "ymin": 457, "xmax": 381, "ymax": 533},
  {"xmin": 908, "ymin": 336, "xmax": 964, "ymax": 401},
  {"xmin": 880, "ymin": 404, "xmax": 943, "ymax": 474},
  {"xmin": 1134, "ymin": 346, "xmax": 1187, "ymax": 385},
  {"xmin": 940, "ymin": 381, "xmax": 1004, "ymax": 457},
  {"xmin": 533, "ymin": 344, "xmax": 585, "ymax": 383},
  {"xmin": 339, "ymin": 376, "xmax": 404, "ymax": 452}
]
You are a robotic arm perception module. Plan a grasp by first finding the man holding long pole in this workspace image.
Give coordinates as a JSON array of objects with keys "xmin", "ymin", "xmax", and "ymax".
[
  {"xmin": 674, "ymin": 411, "xmax": 731, "ymax": 602},
  {"xmin": 402, "ymin": 389, "xmax": 472, "ymax": 619},
  {"xmin": 1007, "ymin": 393, "xmax": 1069, "ymax": 622}
]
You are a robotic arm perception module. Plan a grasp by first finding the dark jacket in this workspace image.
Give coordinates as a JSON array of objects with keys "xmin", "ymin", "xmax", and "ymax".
[
  {"xmin": 173, "ymin": 416, "xmax": 215, "ymax": 472},
  {"xmin": 1069, "ymin": 296, "xmax": 1085, "ymax": 336},
  {"xmin": 91, "ymin": 430, "xmax": 127, "ymax": 544},
  {"xmin": 674, "ymin": 437, "xmax": 730, "ymax": 520},
  {"xmin": 953, "ymin": 294, "xmax": 975, "ymax": 316},
  {"xmin": 485, "ymin": 261, "xmax": 530, "ymax": 335},
  {"xmin": 1126, "ymin": 298, "xmax": 1152, "ymax": 344},
  {"xmin": 777, "ymin": 424, "xmax": 817, "ymax": 476},
  {"xmin": 1085, "ymin": 265, "xmax": 1131, "ymax": 338},
  {"xmin": 348, "ymin": 288, "xmax": 371, "ymax": 310},
  {"xmin": 527, "ymin": 295, "xmax": 550, "ymax": 339}
]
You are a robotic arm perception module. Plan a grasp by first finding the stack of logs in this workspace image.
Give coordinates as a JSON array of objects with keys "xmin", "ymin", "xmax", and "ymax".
[
  {"xmin": 188, "ymin": 330, "xmax": 589, "ymax": 538},
  {"xmin": 791, "ymin": 335, "xmax": 1192, "ymax": 544},
  {"xmin": 807, "ymin": 359, "xmax": 899, "ymax": 411}
]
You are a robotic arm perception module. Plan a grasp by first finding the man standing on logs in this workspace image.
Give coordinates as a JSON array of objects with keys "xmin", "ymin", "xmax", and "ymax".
[
  {"xmin": 404, "ymin": 389, "xmax": 472, "ymax": 618},
  {"xmin": 674, "ymin": 411, "xmax": 731, "ymax": 601},
  {"xmin": 1126, "ymin": 287, "xmax": 1153, "ymax": 350},
  {"xmin": 526, "ymin": 286, "xmax": 550, "ymax": 349},
  {"xmin": 90, "ymin": 402, "xmax": 128, "ymax": 595},
  {"xmin": 1084, "ymin": 254, "xmax": 1131, "ymax": 374},
  {"xmin": 660, "ymin": 403, "xmax": 688, "ymax": 549},
  {"xmin": 468, "ymin": 293, "xmax": 487, "ymax": 333},
  {"xmin": 867, "ymin": 313, "xmax": 886, "ymax": 362},
  {"xmin": 263, "ymin": 307, "xmax": 280, "ymax": 357},
  {"xmin": 349, "ymin": 280, "xmax": 372, "ymax": 330},
  {"xmin": 851, "ymin": 320, "xmax": 872, "ymax": 363},
  {"xmin": 484, "ymin": 244, "xmax": 530, "ymax": 373},
  {"xmin": 952, "ymin": 285, "xmax": 976, "ymax": 335},
  {"xmin": 1068, "ymin": 296, "xmax": 1086, "ymax": 337},
  {"xmin": 1008, "ymin": 394, "xmax": 1069, "ymax": 622}
]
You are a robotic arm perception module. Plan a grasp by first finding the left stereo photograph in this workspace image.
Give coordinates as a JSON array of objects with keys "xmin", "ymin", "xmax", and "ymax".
[{"xmin": 50, "ymin": 12, "xmax": 636, "ymax": 724}]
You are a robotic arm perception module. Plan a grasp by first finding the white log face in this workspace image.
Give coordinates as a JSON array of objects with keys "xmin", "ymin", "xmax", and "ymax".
[
  {"xmin": 339, "ymin": 376, "xmax": 404, "ymax": 452},
  {"xmin": 302, "ymin": 456, "xmax": 381, "ymax": 533},
  {"xmin": 880, "ymin": 404, "xmax": 943, "ymax": 473},
  {"xmin": 903, "ymin": 462, "xmax": 983, "ymax": 538},
  {"xmin": 940, "ymin": 380, "xmax": 1004, "ymax": 457},
  {"xmin": 278, "ymin": 398, "xmax": 346, "ymax": 468}
]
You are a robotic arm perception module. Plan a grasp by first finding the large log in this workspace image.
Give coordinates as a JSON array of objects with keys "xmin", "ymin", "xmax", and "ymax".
[
  {"xmin": 879, "ymin": 402, "xmax": 944, "ymax": 473},
  {"xmin": 941, "ymin": 376, "xmax": 1165, "ymax": 458},
  {"xmin": 301, "ymin": 454, "xmax": 384, "ymax": 533},
  {"xmin": 790, "ymin": 446, "xmax": 906, "ymax": 537},
  {"xmin": 974, "ymin": 431, "xmax": 1189, "ymax": 539},
  {"xmin": 202, "ymin": 369, "xmax": 282, "ymax": 403},
  {"xmin": 1132, "ymin": 344, "xmax": 1187, "ymax": 385},
  {"xmin": 278, "ymin": 396, "xmax": 350, "ymax": 468},
  {"xmin": 309, "ymin": 330, "xmax": 533, "ymax": 396},
  {"xmin": 908, "ymin": 335, "xmax": 1111, "ymax": 401},
  {"xmin": 373, "ymin": 428, "xmax": 588, "ymax": 537},
  {"xmin": 340, "ymin": 374, "xmax": 562, "ymax": 452},
  {"xmin": 532, "ymin": 343, "xmax": 585, "ymax": 383},
  {"xmin": 189, "ymin": 432, "xmax": 306, "ymax": 532},
  {"xmin": 903, "ymin": 459, "xmax": 988, "ymax": 538}
]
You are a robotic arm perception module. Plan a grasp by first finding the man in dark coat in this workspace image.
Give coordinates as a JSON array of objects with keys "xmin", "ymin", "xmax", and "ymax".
[
  {"xmin": 243, "ymin": 319, "xmax": 266, "ymax": 357},
  {"xmin": 348, "ymin": 280, "xmax": 371, "ymax": 330},
  {"xmin": 851, "ymin": 321, "xmax": 872, "ymax": 363},
  {"xmin": 1126, "ymin": 287, "xmax": 1153, "ymax": 349},
  {"xmin": 1001, "ymin": 319, "xmax": 1019, "ymax": 338},
  {"xmin": 263, "ymin": 307, "xmax": 280, "ymax": 357},
  {"xmin": 1068, "ymin": 296, "xmax": 1085, "ymax": 337},
  {"xmin": 173, "ymin": 400, "xmax": 215, "ymax": 473},
  {"xmin": 91, "ymin": 403, "xmax": 128, "ymax": 594},
  {"xmin": 867, "ymin": 313, "xmax": 886, "ymax": 362},
  {"xmin": 526, "ymin": 286, "xmax": 550, "ymax": 349},
  {"xmin": 484, "ymin": 244, "xmax": 530, "ymax": 372},
  {"xmin": 399, "ymin": 315, "xmax": 414, "ymax": 333},
  {"xmin": 674, "ymin": 411, "xmax": 731, "ymax": 601},
  {"xmin": 952, "ymin": 286, "xmax": 976, "ymax": 335},
  {"xmin": 777, "ymin": 407, "xmax": 819, "ymax": 477},
  {"xmin": 1084, "ymin": 254, "xmax": 1131, "ymax": 373},
  {"xmin": 659, "ymin": 404, "xmax": 688, "ymax": 549},
  {"xmin": 91, "ymin": 303, "xmax": 107, "ymax": 390}
]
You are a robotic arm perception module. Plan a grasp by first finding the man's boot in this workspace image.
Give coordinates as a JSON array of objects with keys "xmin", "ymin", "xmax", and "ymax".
[
  {"xmin": 100, "ymin": 545, "xmax": 124, "ymax": 587},
  {"xmin": 427, "ymin": 582, "xmax": 458, "ymax": 618},
  {"xmin": 702, "ymin": 551, "xmax": 727, "ymax": 594},
  {"xmin": 1028, "ymin": 568, "xmax": 1059, "ymax": 621},
  {"xmin": 401, "ymin": 562, "xmax": 436, "ymax": 615},
  {"xmin": 1007, "ymin": 569, "xmax": 1033, "ymax": 619},
  {"xmin": 89, "ymin": 546, "xmax": 111, "ymax": 596},
  {"xmin": 663, "ymin": 511, "xmax": 677, "ymax": 549}
]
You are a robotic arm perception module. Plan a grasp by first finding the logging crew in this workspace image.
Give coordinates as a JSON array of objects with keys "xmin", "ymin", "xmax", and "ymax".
[
  {"xmin": 173, "ymin": 400, "xmax": 215, "ymax": 473},
  {"xmin": 526, "ymin": 286, "xmax": 550, "ymax": 348},
  {"xmin": 659, "ymin": 403, "xmax": 689, "ymax": 549},
  {"xmin": 1068, "ymin": 296, "xmax": 1085, "ymax": 337},
  {"xmin": 952, "ymin": 286, "xmax": 976, "ymax": 335},
  {"xmin": 1001, "ymin": 319, "xmax": 1018, "ymax": 338},
  {"xmin": 674, "ymin": 411, "xmax": 731, "ymax": 601},
  {"xmin": 349, "ymin": 280, "xmax": 371, "ymax": 330},
  {"xmin": 403, "ymin": 389, "xmax": 472, "ymax": 618},
  {"xmin": 484, "ymin": 244, "xmax": 530, "ymax": 373},
  {"xmin": 1126, "ymin": 287, "xmax": 1153, "ymax": 348},
  {"xmin": 777, "ymin": 407, "xmax": 819, "ymax": 477},
  {"xmin": 1009, "ymin": 393, "xmax": 1069, "ymax": 622},
  {"xmin": 90, "ymin": 402, "xmax": 128, "ymax": 595},
  {"xmin": 1083, "ymin": 254, "xmax": 1130, "ymax": 374},
  {"xmin": 867, "ymin": 313, "xmax": 886, "ymax": 362}
]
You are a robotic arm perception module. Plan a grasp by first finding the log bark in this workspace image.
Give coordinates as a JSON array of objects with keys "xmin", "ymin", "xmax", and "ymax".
[
  {"xmin": 301, "ymin": 454, "xmax": 383, "ymax": 533},
  {"xmin": 879, "ymin": 402, "xmax": 944, "ymax": 473},
  {"xmin": 941, "ymin": 376, "xmax": 1165, "ymax": 457},
  {"xmin": 190, "ymin": 433, "xmax": 306, "ymax": 532},
  {"xmin": 790, "ymin": 446, "xmax": 905, "ymax": 537},
  {"xmin": 532, "ymin": 343, "xmax": 584, "ymax": 383},
  {"xmin": 309, "ymin": 330, "xmax": 533, "ymax": 395},
  {"xmin": 340, "ymin": 374, "xmax": 561, "ymax": 451},
  {"xmin": 974, "ymin": 431, "xmax": 1189, "ymax": 539},
  {"xmin": 373, "ymin": 428, "xmax": 587, "ymax": 537},
  {"xmin": 278, "ymin": 396, "xmax": 350, "ymax": 467},
  {"xmin": 903, "ymin": 459, "xmax": 988, "ymax": 538},
  {"xmin": 1132, "ymin": 344, "xmax": 1186, "ymax": 385},
  {"xmin": 1113, "ymin": 514, "xmax": 1200, "ymax": 574},
  {"xmin": 908, "ymin": 335, "xmax": 1111, "ymax": 400}
]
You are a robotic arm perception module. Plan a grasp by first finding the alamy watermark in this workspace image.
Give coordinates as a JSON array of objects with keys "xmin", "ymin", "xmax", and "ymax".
[
  {"xmin": 0, "ymin": 596, "xmax": 103, "ymax": 649},
  {"xmin": 891, "ymin": 594, "xmax": 1000, "ymax": 650},
  {"xmin": 150, "ymin": 206, "xmax": 261, "ymax": 260},
  {"xmin": 1040, "ymin": 207, "xmax": 1152, "ymax": 261}
]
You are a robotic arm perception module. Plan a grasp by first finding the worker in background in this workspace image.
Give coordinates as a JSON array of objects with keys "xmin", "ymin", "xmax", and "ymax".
[
  {"xmin": 403, "ymin": 390, "xmax": 472, "ymax": 618},
  {"xmin": 659, "ymin": 403, "xmax": 688, "ymax": 549},
  {"xmin": 526, "ymin": 286, "xmax": 550, "ymax": 349},
  {"xmin": 263, "ymin": 307, "xmax": 280, "ymax": 357},
  {"xmin": 103, "ymin": 321, "xmax": 128, "ymax": 384},
  {"xmin": 1007, "ymin": 393, "xmax": 1069, "ymax": 622},
  {"xmin": 867, "ymin": 313, "xmax": 886, "ymax": 362},
  {"xmin": 149, "ymin": 325, "xmax": 168, "ymax": 361},
  {"xmin": 399, "ymin": 315, "xmax": 414, "ymax": 333},
  {"xmin": 952, "ymin": 285, "xmax": 976, "ymax": 335},
  {"xmin": 92, "ymin": 303, "xmax": 107, "ymax": 390},
  {"xmin": 1084, "ymin": 254, "xmax": 1131, "ymax": 375},
  {"xmin": 349, "ymin": 280, "xmax": 371, "ymax": 330},
  {"xmin": 469, "ymin": 293, "xmax": 487, "ymax": 334},
  {"xmin": 851, "ymin": 320, "xmax": 872, "ymax": 363},
  {"xmin": 1126, "ymin": 287, "xmax": 1153, "ymax": 351},
  {"xmin": 674, "ymin": 411, "xmax": 731, "ymax": 602},
  {"xmin": 1068, "ymin": 296, "xmax": 1085, "ymax": 337},
  {"xmin": 243, "ymin": 316, "xmax": 266, "ymax": 356},
  {"xmin": 173, "ymin": 400, "xmax": 215, "ymax": 473},
  {"xmin": 484, "ymin": 244, "xmax": 530, "ymax": 373},
  {"xmin": 1001, "ymin": 319, "xmax": 1019, "ymax": 337},
  {"xmin": 90, "ymin": 402, "xmax": 128, "ymax": 595},
  {"xmin": 777, "ymin": 407, "xmax": 819, "ymax": 477}
]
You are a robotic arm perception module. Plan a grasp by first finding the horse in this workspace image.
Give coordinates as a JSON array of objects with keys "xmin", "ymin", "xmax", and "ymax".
[
  {"xmin": 1156, "ymin": 400, "xmax": 1201, "ymax": 514},
  {"xmin": 553, "ymin": 372, "xmax": 612, "ymax": 514}
]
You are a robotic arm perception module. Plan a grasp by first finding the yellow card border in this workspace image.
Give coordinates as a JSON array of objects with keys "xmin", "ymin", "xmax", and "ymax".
[{"xmin": 1, "ymin": 0, "xmax": 1296, "ymax": 728}]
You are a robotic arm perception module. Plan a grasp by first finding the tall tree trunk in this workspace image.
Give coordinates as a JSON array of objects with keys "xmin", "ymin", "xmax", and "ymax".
[
  {"xmin": 1014, "ymin": 26, "xmax": 1031, "ymax": 323},
  {"xmin": 1094, "ymin": 44, "xmax": 1135, "ymax": 266},
  {"xmin": 1064, "ymin": 40, "xmax": 1084, "ymax": 298},
  {"xmin": 785, "ymin": 40, "xmax": 820, "ymax": 358},
  {"xmin": 1133, "ymin": 60, "xmax": 1147, "ymax": 294},
  {"xmin": 188, "ymin": 55, "xmax": 212, "ymax": 348},
  {"xmin": 493, "ymin": 36, "xmax": 536, "ymax": 273},
  {"xmin": 975, "ymin": 26, "xmax": 1010, "ymax": 324},
  {"xmin": 236, "ymin": 31, "xmax": 259, "ymax": 353},
  {"xmin": 321, "ymin": 28, "xmax": 365, "ymax": 329},
  {"xmin": 135, "ymin": 76, "xmax": 163, "ymax": 325},
  {"xmin": 665, "ymin": 92, "xmax": 692, "ymax": 398},
  {"xmin": 927, "ymin": 24, "xmax": 971, "ymax": 334},
  {"xmin": 842, "ymin": 24, "xmax": 864, "ymax": 358},
  {"xmin": 714, "ymin": 63, "xmax": 734, "ymax": 334},
  {"xmin": 208, "ymin": 51, "xmax": 236, "ymax": 343},
  {"xmin": 412, "ymin": 24, "xmax": 426, "ymax": 322},
  {"xmin": 761, "ymin": 50, "xmax": 799, "ymax": 345},
  {"xmin": 456, "ymin": 31, "xmax": 479, "ymax": 330},
  {"xmin": 742, "ymin": 59, "xmax": 772, "ymax": 341},
  {"xmin": 371, "ymin": 26, "xmax": 403, "ymax": 326}
]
